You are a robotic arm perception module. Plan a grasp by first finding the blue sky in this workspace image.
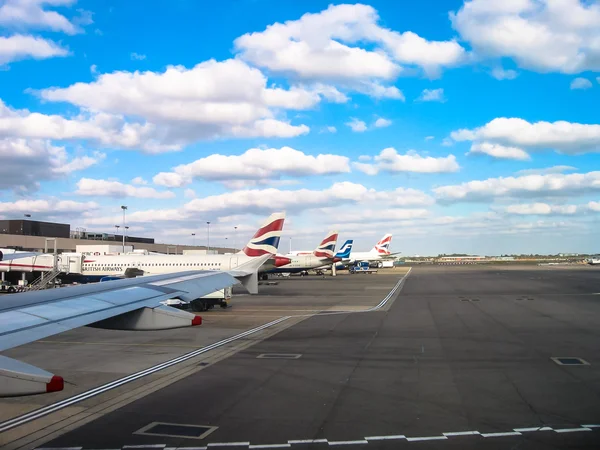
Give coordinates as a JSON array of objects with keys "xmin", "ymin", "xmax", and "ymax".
[{"xmin": 1, "ymin": 0, "xmax": 600, "ymax": 255}]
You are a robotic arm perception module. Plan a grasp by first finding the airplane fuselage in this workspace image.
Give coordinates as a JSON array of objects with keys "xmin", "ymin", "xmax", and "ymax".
[{"xmin": 266, "ymin": 254, "xmax": 333, "ymax": 273}]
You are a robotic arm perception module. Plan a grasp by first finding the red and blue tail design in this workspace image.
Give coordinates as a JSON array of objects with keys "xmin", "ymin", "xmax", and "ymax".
[
  {"xmin": 313, "ymin": 230, "xmax": 338, "ymax": 259},
  {"xmin": 371, "ymin": 233, "xmax": 392, "ymax": 255},
  {"xmin": 242, "ymin": 212, "xmax": 286, "ymax": 257}
]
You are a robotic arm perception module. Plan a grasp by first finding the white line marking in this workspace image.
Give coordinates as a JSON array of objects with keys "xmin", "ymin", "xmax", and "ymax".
[
  {"xmin": 328, "ymin": 441, "xmax": 368, "ymax": 446},
  {"xmin": 442, "ymin": 431, "xmax": 480, "ymax": 436},
  {"xmin": 176, "ymin": 447, "xmax": 207, "ymax": 450},
  {"xmin": 36, "ymin": 448, "xmax": 83, "ymax": 450},
  {"xmin": 249, "ymin": 445, "xmax": 291, "ymax": 449},
  {"xmin": 405, "ymin": 436, "xmax": 448, "ymax": 442},
  {"xmin": 288, "ymin": 440, "xmax": 328, "ymax": 444},
  {"xmin": 124, "ymin": 446, "xmax": 166, "ymax": 449},
  {"xmin": 0, "ymin": 317, "xmax": 290, "ymax": 433},
  {"xmin": 514, "ymin": 427, "xmax": 553, "ymax": 432},
  {"xmin": 364, "ymin": 435, "xmax": 406, "ymax": 441},
  {"xmin": 582, "ymin": 424, "xmax": 600, "ymax": 428},
  {"xmin": 207, "ymin": 444, "xmax": 250, "ymax": 447},
  {"xmin": 554, "ymin": 428, "xmax": 592, "ymax": 433},
  {"xmin": 481, "ymin": 432, "xmax": 522, "ymax": 437}
]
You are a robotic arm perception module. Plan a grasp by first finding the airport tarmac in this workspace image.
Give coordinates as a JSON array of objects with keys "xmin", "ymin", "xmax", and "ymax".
[{"xmin": 2, "ymin": 265, "xmax": 600, "ymax": 449}]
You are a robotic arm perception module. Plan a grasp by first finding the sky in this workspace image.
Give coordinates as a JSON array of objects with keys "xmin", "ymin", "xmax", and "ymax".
[{"xmin": 0, "ymin": 0, "xmax": 599, "ymax": 256}]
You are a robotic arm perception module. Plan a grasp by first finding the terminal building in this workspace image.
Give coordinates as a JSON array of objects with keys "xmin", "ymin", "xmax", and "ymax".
[{"xmin": 0, "ymin": 218, "xmax": 232, "ymax": 255}]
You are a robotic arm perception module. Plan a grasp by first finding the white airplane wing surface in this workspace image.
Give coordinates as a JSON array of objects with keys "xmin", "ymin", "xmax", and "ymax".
[{"xmin": 0, "ymin": 270, "xmax": 235, "ymax": 397}]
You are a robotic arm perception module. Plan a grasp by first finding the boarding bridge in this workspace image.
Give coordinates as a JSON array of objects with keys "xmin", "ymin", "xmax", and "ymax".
[{"xmin": 0, "ymin": 253, "xmax": 84, "ymax": 275}]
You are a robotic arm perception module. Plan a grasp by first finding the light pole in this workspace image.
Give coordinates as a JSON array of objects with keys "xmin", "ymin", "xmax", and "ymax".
[
  {"xmin": 191, "ymin": 233, "xmax": 196, "ymax": 246},
  {"xmin": 121, "ymin": 205, "xmax": 128, "ymax": 253},
  {"xmin": 115, "ymin": 225, "xmax": 120, "ymax": 244},
  {"xmin": 234, "ymin": 226, "xmax": 238, "ymax": 253},
  {"xmin": 124, "ymin": 226, "xmax": 129, "ymax": 251},
  {"xmin": 206, "ymin": 221, "xmax": 211, "ymax": 251}
]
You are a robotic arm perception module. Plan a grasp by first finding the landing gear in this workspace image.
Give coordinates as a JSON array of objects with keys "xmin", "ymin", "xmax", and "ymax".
[{"xmin": 260, "ymin": 273, "xmax": 269, "ymax": 281}]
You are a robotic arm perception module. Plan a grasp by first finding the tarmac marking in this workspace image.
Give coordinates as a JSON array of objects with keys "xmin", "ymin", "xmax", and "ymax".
[
  {"xmin": 32, "ymin": 425, "xmax": 600, "ymax": 449},
  {"xmin": 38, "ymin": 340, "xmax": 207, "ymax": 348}
]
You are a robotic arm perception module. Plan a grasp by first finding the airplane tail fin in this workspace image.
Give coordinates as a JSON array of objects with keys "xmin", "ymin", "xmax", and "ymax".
[
  {"xmin": 240, "ymin": 212, "xmax": 286, "ymax": 257},
  {"xmin": 313, "ymin": 230, "xmax": 338, "ymax": 258},
  {"xmin": 334, "ymin": 239, "xmax": 353, "ymax": 259},
  {"xmin": 370, "ymin": 233, "xmax": 393, "ymax": 255}
]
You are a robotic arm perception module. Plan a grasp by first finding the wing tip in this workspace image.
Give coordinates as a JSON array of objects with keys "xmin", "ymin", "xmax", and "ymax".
[{"xmin": 46, "ymin": 375, "xmax": 64, "ymax": 393}]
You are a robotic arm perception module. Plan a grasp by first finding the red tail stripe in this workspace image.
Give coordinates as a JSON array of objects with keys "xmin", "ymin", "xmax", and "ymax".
[
  {"xmin": 251, "ymin": 219, "xmax": 285, "ymax": 238},
  {"xmin": 320, "ymin": 234, "xmax": 338, "ymax": 245},
  {"xmin": 243, "ymin": 247, "xmax": 272, "ymax": 257}
]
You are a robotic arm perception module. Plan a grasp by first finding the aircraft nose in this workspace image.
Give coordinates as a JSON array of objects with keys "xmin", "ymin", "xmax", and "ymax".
[{"xmin": 274, "ymin": 256, "xmax": 291, "ymax": 267}]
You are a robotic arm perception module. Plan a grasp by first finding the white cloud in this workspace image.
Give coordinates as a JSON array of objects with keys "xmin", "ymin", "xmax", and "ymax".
[
  {"xmin": 321, "ymin": 126, "xmax": 337, "ymax": 133},
  {"xmin": 374, "ymin": 117, "xmax": 392, "ymax": 128},
  {"xmin": 184, "ymin": 188, "xmax": 196, "ymax": 199},
  {"xmin": 434, "ymin": 171, "xmax": 600, "ymax": 203},
  {"xmin": 570, "ymin": 77, "xmax": 592, "ymax": 90},
  {"xmin": 358, "ymin": 155, "xmax": 371, "ymax": 162},
  {"xmin": 90, "ymin": 64, "xmax": 97, "ymax": 74},
  {"xmin": 451, "ymin": 0, "xmax": 600, "ymax": 74},
  {"xmin": 491, "ymin": 67, "xmax": 518, "ymax": 80},
  {"xmin": 425, "ymin": 136, "xmax": 435, "ymax": 141},
  {"xmin": 234, "ymin": 4, "xmax": 465, "ymax": 87},
  {"xmin": 131, "ymin": 176, "xmax": 148, "ymax": 185},
  {"xmin": 418, "ymin": 88, "xmax": 445, "ymax": 102},
  {"xmin": 516, "ymin": 165, "xmax": 577, "ymax": 176},
  {"xmin": 467, "ymin": 142, "xmax": 530, "ymax": 160},
  {"xmin": 130, "ymin": 52, "xmax": 146, "ymax": 61},
  {"xmin": 0, "ymin": 34, "xmax": 69, "ymax": 65},
  {"xmin": 346, "ymin": 118, "xmax": 367, "ymax": 132},
  {"xmin": 152, "ymin": 146, "xmax": 350, "ymax": 187},
  {"xmin": 0, "ymin": 0, "xmax": 83, "ymax": 35},
  {"xmin": 0, "ymin": 198, "xmax": 98, "ymax": 215},
  {"xmin": 450, "ymin": 118, "xmax": 600, "ymax": 154},
  {"xmin": 76, "ymin": 178, "xmax": 176, "ymax": 199},
  {"xmin": 504, "ymin": 203, "xmax": 578, "ymax": 215},
  {"xmin": 0, "ymin": 138, "xmax": 103, "ymax": 193},
  {"xmin": 37, "ymin": 59, "xmax": 311, "ymax": 149},
  {"xmin": 354, "ymin": 148, "xmax": 460, "ymax": 175}
]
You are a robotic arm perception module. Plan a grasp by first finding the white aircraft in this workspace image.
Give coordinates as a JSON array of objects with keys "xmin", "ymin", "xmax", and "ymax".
[
  {"xmin": 339, "ymin": 233, "xmax": 399, "ymax": 266},
  {"xmin": 1, "ymin": 213, "xmax": 288, "ymax": 295},
  {"xmin": 263, "ymin": 231, "xmax": 340, "ymax": 275}
]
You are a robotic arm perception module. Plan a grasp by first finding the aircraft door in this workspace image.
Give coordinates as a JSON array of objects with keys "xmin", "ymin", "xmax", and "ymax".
[{"xmin": 229, "ymin": 256, "xmax": 239, "ymax": 269}]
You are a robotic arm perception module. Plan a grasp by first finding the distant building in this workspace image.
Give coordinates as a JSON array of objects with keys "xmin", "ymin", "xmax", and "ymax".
[{"xmin": 0, "ymin": 219, "xmax": 70, "ymax": 238}]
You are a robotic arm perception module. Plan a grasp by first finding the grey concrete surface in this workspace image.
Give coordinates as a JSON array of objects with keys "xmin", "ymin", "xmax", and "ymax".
[{"xmin": 8, "ymin": 266, "xmax": 600, "ymax": 449}]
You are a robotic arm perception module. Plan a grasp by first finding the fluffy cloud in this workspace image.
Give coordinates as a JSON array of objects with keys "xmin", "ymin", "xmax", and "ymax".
[
  {"xmin": 451, "ymin": 0, "xmax": 600, "ymax": 73},
  {"xmin": 0, "ymin": 0, "xmax": 84, "ymax": 35},
  {"xmin": 570, "ymin": 77, "xmax": 592, "ymax": 90},
  {"xmin": 0, "ymin": 198, "xmax": 98, "ymax": 215},
  {"xmin": 0, "ymin": 34, "xmax": 68, "ymax": 65},
  {"xmin": 234, "ymin": 3, "xmax": 465, "ymax": 86},
  {"xmin": 153, "ymin": 147, "xmax": 350, "ymax": 187},
  {"xmin": 374, "ymin": 117, "xmax": 392, "ymax": 128},
  {"xmin": 417, "ymin": 88, "xmax": 445, "ymax": 102},
  {"xmin": 346, "ymin": 118, "xmax": 367, "ymax": 132},
  {"xmin": 354, "ymin": 148, "xmax": 460, "ymax": 174},
  {"xmin": 451, "ymin": 118, "xmax": 600, "ymax": 154},
  {"xmin": 130, "ymin": 52, "xmax": 146, "ymax": 61},
  {"xmin": 491, "ymin": 67, "xmax": 518, "ymax": 80},
  {"xmin": 504, "ymin": 203, "xmax": 578, "ymax": 215},
  {"xmin": 425, "ymin": 136, "xmax": 435, "ymax": 141},
  {"xmin": 0, "ymin": 138, "xmax": 104, "ymax": 193},
  {"xmin": 467, "ymin": 142, "xmax": 530, "ymax": 160},
  {"xmin": 76, "ymin": 178, "xmax": 175, "ymax": 199},
  {"xmin": 131, "ymin": 176, "xmax": 148, "ymax": 185},
  {"xmin": 434, "ymin": 171, "xmax": 600, "ymax": 202},
  {"xmin": 516, "ymin": 165, "xmax": 576, "ymax": 176},
  {"xmin": 322, "ymin": 126, "xmax": 337, "ymax": 133},
  {"xmin": 37, "ymin": 59, "xmax": 311, "ymax": 149},
  {"xmin": 83, "ymin": 182, "xmax": 433, "ymax": 226}
]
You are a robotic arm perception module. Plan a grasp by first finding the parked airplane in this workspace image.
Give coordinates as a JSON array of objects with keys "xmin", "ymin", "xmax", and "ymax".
[
  {"xmin": 314, "ymin": 239, "xmax": 354, "ymax": 271},
  {"xmin": 264, "ymin": 231, "xmax": 341, "ymax": 274},
  {"xmin": 0, "ymin": 213, "xmax": 288, "ymax": 295},
  {"xmin": 338, "ymin": 233, "xmax": 399, "ymax": 266}
]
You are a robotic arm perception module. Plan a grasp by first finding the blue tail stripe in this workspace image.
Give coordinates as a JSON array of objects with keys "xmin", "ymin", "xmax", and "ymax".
[{"xmin": 252, "ymin": 236, "xmax": 281, "ymax": 248}]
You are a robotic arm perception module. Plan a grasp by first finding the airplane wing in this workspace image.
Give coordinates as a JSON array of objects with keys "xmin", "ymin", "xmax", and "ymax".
[{"xmin": 0, "ymin": 270, "xmax": 236, "ymax": 397}]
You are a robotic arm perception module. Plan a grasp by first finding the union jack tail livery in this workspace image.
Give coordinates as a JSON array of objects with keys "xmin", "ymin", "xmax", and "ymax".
[
  {"xmin": 313, "ymin": 230, "xmax": 338, "ymax": 259},
  {"xmin": 242, "ymin": 212, "xmax": 286, "ymax": 257},
  {"xmin": 371, "ymin": 233, "xmax": 393, "ymax": 255}
]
